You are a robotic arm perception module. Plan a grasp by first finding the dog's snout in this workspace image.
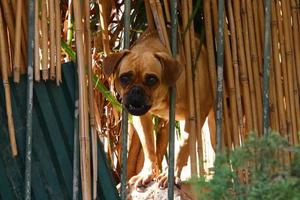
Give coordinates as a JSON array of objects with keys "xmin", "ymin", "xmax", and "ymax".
[{"xmin": 131, "ymin": 86, "xmax": 144, "ymax": 96}]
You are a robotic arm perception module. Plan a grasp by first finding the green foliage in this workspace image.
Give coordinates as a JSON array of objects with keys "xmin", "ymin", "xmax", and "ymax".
[{"xmin": 194, "ymin": 132, "xmax": 300, "ymax": 200}]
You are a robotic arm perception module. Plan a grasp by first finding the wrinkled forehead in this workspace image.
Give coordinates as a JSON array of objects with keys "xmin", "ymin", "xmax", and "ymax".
[{"xmin": 118, "ymin": 52, "xmax": 162, "ymax": 76}]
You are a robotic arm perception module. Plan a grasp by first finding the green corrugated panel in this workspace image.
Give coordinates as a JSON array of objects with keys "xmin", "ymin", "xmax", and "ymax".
[{"xmin": 0, "ymin": 62, "xmax": 119, "ymax": 200}]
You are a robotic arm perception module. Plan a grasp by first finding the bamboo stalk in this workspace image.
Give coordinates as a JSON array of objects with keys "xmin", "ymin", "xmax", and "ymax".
[
  {"xmin": 24, "ymin": 1, "xmax": 35, "ymax": 198},
  {"xmin": 73, "ymin": 0, "xmax": 92, "ymax": 199},
  {"xmin": 41, "ymin": 0, "xmax": 49, "ymax": 80},
  {"xmin": 276, "ymin": 0, "xmax": 293, "ymax": 136},
  {"xmin": 290, "ymin": 0, "xmax": 300, "ymax": 134},
  {"xmin": 55, "ymin": 0, "xmax": 62, "ymax": 85},
  {"xmin": 0, "ymin": 6, "xmax": 18, "ymax": 156},
  {"xmin": 149, "ymin": 0, "xmax": 167, "ymax": 50},
  {"xmin": 223, "ymin": 13, "xmax": 240, "ymax": 146},
  {"xmin": 83, "ymin": 0, "xmax": 97, "ymax": 198},
  {"xmin": 181, "ymin": 0, "xmax": 197, "ymax": 175},
  {"xmin": 34, "ymin": 0, "xmax": 40, "ymax": 81},
  {"xmin": 0, "ymin": 0, "xmax": 16, "ymax": 50},
  {"xmin": 240, "ymin": 0, "xmax": 259, "ymax": 133},
  {"xmin": 262, "ymin": 0, "xmax": 272, "ymax": 136},
  {"xmin": 281, "ymin": 0, "xmax": 298, "ymax": 143},
  {"xmin": 252, "ymin": 0, "xmax": 263, "ymax": 74},
  {"xmin": 120, "ymin": 1, "xmax": 131, "ymax": 199},
  {"xmin": 13, "ymin": 0, "xmax": 22, "ymax": 83},
  {"xmin": 271, "ymin": 1, "xmax": 287, "ymax": 136},
  {"xmin": 49, "ymin": 0, "xmax": 56, "ymax": 80},
  {"xmin": 227, "ymin": 0, "xmax": 245, "ymax": 134},
  {"xmin": 98, "ymin": 0, "xmax": 110, "ymax": 55},
  {"xmin": 154, "ymin": 0, "xmax": 171, "ymax": 52},
  {"xmin": 246, "ymin": 0, "xmax": 263, "ymax": 135},
  {"xmin": 144, "ymin": 0, "xmax": 155, "ymax": 29},
  {"xmin": 203, "ymin": 0, "xmax": 217, "ymax": 97}
]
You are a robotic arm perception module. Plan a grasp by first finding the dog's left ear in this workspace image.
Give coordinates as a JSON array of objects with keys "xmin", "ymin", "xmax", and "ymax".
[
  {"xmin": 103, "ymin": 50, "xmax": 130, "ymax": 77},
  {"xmin": 155, "ymin": 52, "xmax": 184, "ymax": 86}
]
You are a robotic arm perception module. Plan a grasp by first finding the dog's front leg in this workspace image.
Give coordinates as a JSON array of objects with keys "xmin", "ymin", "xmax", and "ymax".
[{"xmin": 128, "ymin": 113, "xmax": 159, "ymax": 189}]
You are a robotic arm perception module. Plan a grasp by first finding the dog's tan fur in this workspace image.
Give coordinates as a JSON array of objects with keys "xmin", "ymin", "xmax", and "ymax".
[{"xmin": 104, "ymin": 30, "xmax": 213, "ymax": 189}]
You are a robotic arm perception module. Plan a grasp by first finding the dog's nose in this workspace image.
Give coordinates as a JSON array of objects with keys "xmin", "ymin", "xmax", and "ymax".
[{"xmin": 131, "ymin": 86, "xmax": 144, "ymax": 96}]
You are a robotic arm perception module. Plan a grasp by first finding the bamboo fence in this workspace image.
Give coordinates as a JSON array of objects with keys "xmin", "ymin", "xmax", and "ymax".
[{"xmin": 0, "ymin": 0, "xmax": 300, "ymax": 198}]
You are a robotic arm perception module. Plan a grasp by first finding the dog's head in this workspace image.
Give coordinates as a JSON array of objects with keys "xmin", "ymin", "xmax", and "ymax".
[{"xmin": 103, "ymin": 49, "xmax": 183, "ymax": 116}]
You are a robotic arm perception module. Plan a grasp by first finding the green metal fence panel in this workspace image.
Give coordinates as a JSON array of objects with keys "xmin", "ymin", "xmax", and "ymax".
[{"xmin": 0, "ymin": 62, "xmax": 119, "ymax": 200}]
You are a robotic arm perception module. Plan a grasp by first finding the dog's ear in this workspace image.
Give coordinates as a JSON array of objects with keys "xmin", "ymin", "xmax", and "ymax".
[
  {"xmin": 155, "ymin": 52, "xmax": 184, "ymax": 86},
  {"xmin": 103, "ymin": 50, "xmax": 130, "ymax": 77}
]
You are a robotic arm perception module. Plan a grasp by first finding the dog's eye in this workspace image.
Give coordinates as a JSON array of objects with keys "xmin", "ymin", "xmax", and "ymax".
[
  {"xmin": 144, "ymin": 74, "xmax": 158, "ymax": 86},
  {"xmin": 119, "ymin": 74, "xmax": 132, "ymax": 86}
]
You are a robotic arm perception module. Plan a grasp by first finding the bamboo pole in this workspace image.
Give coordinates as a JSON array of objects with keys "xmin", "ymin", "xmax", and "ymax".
[
  {"xmin": 24, "ymin": 0, "xmax": 35, "ymax": 198},
  {"xmin": 181, "ymin": 0, "xmax": 197, "ymax": 175},
  {"xmin": 154, "ymin": 0, "xmax": 171, "ymax": 52},
  {"xmin": 120, "ymin": 1, "xmax": 130, "ymax": 199},
  {"xmin": 290, "ymin": 0, "xmax": 300, "ymax": 134},
  {"xmin": 203, "ymin": 0, "xmax": 217, "ymax": 97},
  {"xmin": 41, "ymin": 0, "xmax": 49, "ymax": 80},
  {"xmin": 0, "ymin": 0, "xmax": 15, "ymax": 50},
  {"xmin": 98, "ymin": 0, "xmax": 110, "ymax": 55},
  {"xmin": 223, "ymin": 13, "xmax": 240, "ymax": 146},
  {"xmin": 83, "ymin": 0, "xmax": 97, "ymax": 198},
  {"xmin": 227, "ymin": 0, "xmax": 245, "ymax": 134},
  {"xmin": 144, "ymin": 0, "xmax": 155, "ymax": 30},
  {"xmin": 271, "ymin": 1, "xmax": 287, "ymax": 136},
  {"xmin": 13, "ymin": 0, "xmax": 22, "ymax": 83},
  {"xmin": 281, "ymin": 0, "xmax": 298, "ymax": 142},
  {"xmin": 0, "ymin": 6, "xmax": 18, "ymax": 156},
  {"xmin": 240, "ymin": 0, "xmax": 259, "ymax": 133},
  {"xmin": 34, "ymin": 0, "xmax": 40, "ymax": 81},
  {"xmin": 168, "ymin": 1, "xmax": 177, "ymax": 198},
  {"xmin": 49, "ymin": 0, "xmax": 56, "ymax": 80},
  {"xmin": 73, "ymin": 0, "xmax": 92, "ymax": 199},
  {"xmin": 252, "ymin": 0, "xmax": 263, "ymax": 74},
  {"xmin": 55, "ymin": 0, "xmax": 62, "ymax": 85},
  {"xmin": 246, "ymin": 0, "xmax": 263, "ymax": 135},
  {"xmin": 262, "ymin": 0, "xmax": 272, "ymax": 136},
  {"xmin": 149, "ymin": 0, "xmax": 167, "ymax": 50}
]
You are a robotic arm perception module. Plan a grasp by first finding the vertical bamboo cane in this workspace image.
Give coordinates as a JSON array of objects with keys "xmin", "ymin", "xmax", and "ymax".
[
  {"xmin": 223, "ymin": 15, "xmax": 240, "ymax": 145},
  {"xmin": 271, "ymin": 1, "xmax": 287, "ymax": 136},
  {"xmin": 240, "ymin": 0, "xmax": 259, "ymax": 133},
  {"xmin": 55, "ymin": 0, "xmax": 62, "ymax": 85},
  {"xmin": 281, "ymin": 0, "xmax": 298, "ymax": 143},
  {"xmin": 98, "ymin": 0, "xmax": 110, "ymax": 55},
  {"xmin": 181, "ymin": 0, "xmax": 197, "ymax": 175},
  {"xmin": 83, "ymin": 0, "xmax": 97, "ymax": 198},
  {"xmin": 41, "ymin": 0, "xmax": 49, "ymax": 80},
  {"xmin": 24, "ymin": 1, "xmax": 35, "ymax": 198},
  {"xmin": 252, "ymin": 0, "xmax": 263, "ymax": 73},
  {"xmin": 49, "ymin": 0, "xmax": 56, "ymax": 80},
  {"xmin": 204, "ymin": 0, "xmax": 217, "ymax": 97},
  {"xmin": 13, "ymin": 0, "xmax": 22, "ymax": 83},
  {"xmin": 144, "ymin": 0, "xmax": 155, "ymax": 30},
  {"xmin": 276, "ymin": 0, "xmax": 293, "ymax": 139},
  {"xmin": 246, "ymin": 0, "xmax": 263, "ymax": 135},
  {"xmin": 154, "ymin": 0, "xmax": 171, "ymax": 52},
  {"xmin": 228, "ymin": 0, "xmax": 245, "ymax": 134},
  {"xmin": 0, "ymin": 7, "xmax": 18, "ymax": 156},
  {"xmin": 34, "ymin": 0, "xmax": 40, "ymax": 81},
  {"xmin": 290, "ymin": 0, "xmax": 300, "ymax": 133},
  {"xmin": 73, "ymin": 0, "xmax": 92, "ymax": 199}
]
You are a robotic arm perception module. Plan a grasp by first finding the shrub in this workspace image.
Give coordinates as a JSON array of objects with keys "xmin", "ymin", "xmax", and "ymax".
[{"xmin": 194, "ymin": 132, "xmax": 300, "ymax": 200}]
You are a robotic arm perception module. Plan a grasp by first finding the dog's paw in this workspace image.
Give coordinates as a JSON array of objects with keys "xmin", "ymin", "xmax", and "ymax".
[
  {"xmin": 128, "ymin": 164, "xmax": 159, "ymax": 192},
  {"xmin": 156, "ymin": 171, "xmax": 181, "ymax": 189},
  {"xmin": 128, "ymin": 171, "xmax": 155, "ymax": 192}
]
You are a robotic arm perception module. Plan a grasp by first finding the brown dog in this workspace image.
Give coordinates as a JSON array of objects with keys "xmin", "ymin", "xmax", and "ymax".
[{"xmin": 103, "ymin": 30, "xmax": 213, "ymax": 189}]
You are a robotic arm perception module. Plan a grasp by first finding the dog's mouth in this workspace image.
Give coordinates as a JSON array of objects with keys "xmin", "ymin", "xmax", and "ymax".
[{"xmin": 125, "ymin": 103, "xmax": 151, "ymax": 116}]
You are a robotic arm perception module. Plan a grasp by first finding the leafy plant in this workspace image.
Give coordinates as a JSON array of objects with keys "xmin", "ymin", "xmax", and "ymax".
[{"xmin": 193, "ymin": 132, "xmax": 300, "ymax": 200}]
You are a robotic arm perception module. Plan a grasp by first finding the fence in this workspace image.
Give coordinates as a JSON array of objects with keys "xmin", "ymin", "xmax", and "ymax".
[{"xmin": 0, "ymin": 0, "xmax": 300, "ymax": 199}]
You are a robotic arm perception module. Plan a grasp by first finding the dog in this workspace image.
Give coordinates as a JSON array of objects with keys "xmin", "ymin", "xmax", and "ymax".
[{"xmin": 103, "ymin": 29, "xmax": 213, "ymax": 190}]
